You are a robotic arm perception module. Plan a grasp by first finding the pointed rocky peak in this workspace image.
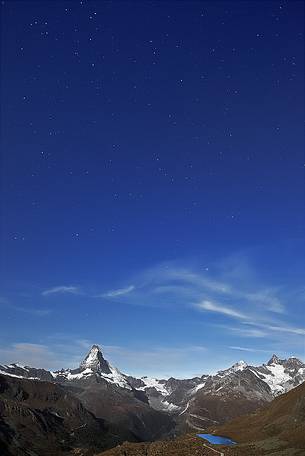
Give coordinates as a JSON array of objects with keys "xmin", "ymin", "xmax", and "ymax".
[
  {"xmin": 284, "ymin": 357, "xmax": 305, "ymax": 369},
  {"xmin": 232, "ymin": 360, "xmax": 248, "ymax": 371},
  {"xmin": 267, "ymin": 354, "xmax": 281, "ymax": 366},
  {"xmin": 79, "ymin": 344, "xmax": 112, "ymax": 374}
]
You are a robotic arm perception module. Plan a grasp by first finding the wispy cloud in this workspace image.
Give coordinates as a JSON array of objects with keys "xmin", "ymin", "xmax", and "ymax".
[
  {"xmin": 229, "ymin": 346, "xmax": 275, "ymax": 354},
  {"xmin": 42, "ymin": 286, "xmax": 80, "ymax": 296},
  {"xmin": 103, "ymin": 262, "xmax": 286, "ymax": 316},
  {"xmin": 100, "ymin": 285, "xmax": 135, "ymax": 298},
  {"xmin": 149, "ymin": 267, "xmax": 285, "ymax": 314},
  {"xmin": 97, "ymin": 258, "xmax": 303, "ymax": 354},
  {"xmin": 196, "ymin": 300, "xmax": 247, "ymax": 320},
  {"xmin": 216, "ymin": 325, "xmax": 267, "ymax": 338},
  {"xmin": 244, "ymin": 321, "xmax": 305, "ymax": 336},
  {"xmin": 241, "ymin": 290, "xmax": 285, "ymax": 314}
]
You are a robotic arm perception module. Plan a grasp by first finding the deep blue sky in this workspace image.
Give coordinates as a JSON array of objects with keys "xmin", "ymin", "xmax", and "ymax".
[{"xmin": 1, "ymin": 1, "xmax": 304, "ymax": 377}]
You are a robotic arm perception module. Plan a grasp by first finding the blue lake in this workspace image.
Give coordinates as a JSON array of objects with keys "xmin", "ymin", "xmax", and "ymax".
[{"xmin": 197, "ymin": 433, "xmax": 237, "ymax": 445}]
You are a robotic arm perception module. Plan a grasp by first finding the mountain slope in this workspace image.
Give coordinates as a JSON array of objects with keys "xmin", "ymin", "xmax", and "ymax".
[
  {"xmin": 95, "ymin": 434, "xmax": 241, "ymax": 456},
  {"xmin": 0, "ymin": 373, "xmax": 126, "ymax": 456},
  {"xmin": 53, "ymin": 346, "xmax": 175, "ymax": 441},
  {"xmin": 214, "ymin": 378, "xmax": 305, "ymax": 451}
]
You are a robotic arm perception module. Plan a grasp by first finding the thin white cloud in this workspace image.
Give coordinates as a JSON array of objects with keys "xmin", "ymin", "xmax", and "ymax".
[
  {"xmin": 129, "ymin": 263, "xmax": 286, "ymax": 315},
  {"xmin": 166, "ymin": 269, "xmax": 232, "ymax": 294},
  {"xmin": 245, "ymin": 322, "xmax": 305, "ymax": 336},
  {"xmin": 242, "ymin": 290, "xmax": 285, "ymax": 314},
  {"xmin": 196, "ymin": 300, "xmax": 247, "ymax": 320},
  {"xmin": 195, "ymin": 276, "xmax": 285, "ymax": 314},
  {"xmin": 42, "ymin": 286, "xmax": 80, "ymax": 296},
  {"xmin": 229, "ymin": 346, "xmax": 274, "ymax": 354},
  {"xmin": 101, "ymin": 285, "xmax": 135, "ymax": 297},
  {"xmin": 74, "ymin": 259, "xmax": 302, "ymax": 359},
  {"xmin": 217, "ymin": 325, "xmax": 267, "ymax": 338}
]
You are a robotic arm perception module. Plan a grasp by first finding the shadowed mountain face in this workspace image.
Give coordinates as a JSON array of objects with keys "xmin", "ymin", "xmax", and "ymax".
[
  {"xmin": 0, "ymin": 374, "xmax": 130, "ymax": 456},
  {"xmin": 62, "ymin": 374, "xmax": 175, "ymax": 442},
  {"xmin": 0, "ymin": 346, "xmax": 175, "ymax": 447}
]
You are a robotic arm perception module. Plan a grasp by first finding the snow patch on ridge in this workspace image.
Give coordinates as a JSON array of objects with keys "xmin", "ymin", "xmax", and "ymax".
[
  {"xmin": 192, "ymin": 381, "xmax": 206, "ymax": 393},
  {"xmin": 259, "ymin": 363, "xmax": 293, "ymax": 395},
  {"xmin": 102, "ymin": 365, "xmax": 132, "ymax": 390},
  {"xmin": 160, "ymin": 400, "xmax": 181, "ymax": 412},
  {"xmin": 0, "ymin": 370, "xmax": 40, "ymax": 380},
  {"xmin": 138, "ymin": 377, "xmax": 169, "ymax": 395}
]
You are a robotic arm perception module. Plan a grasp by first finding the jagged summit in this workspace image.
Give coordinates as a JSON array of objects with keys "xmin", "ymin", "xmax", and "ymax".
[
  {"xmin": 266, "ymin": 354, "xmax": 305, "ymax": 370},
  {"xmin": 79, "ymin": 344, "xmax": 111, "ymax": 374},
  {"xmin": 285, "ymin": 356, "xmax": 305, "ymax": 369},
  {"xmin": 267, "ymin": 354, "xmax": 281, "ymax": 365}
]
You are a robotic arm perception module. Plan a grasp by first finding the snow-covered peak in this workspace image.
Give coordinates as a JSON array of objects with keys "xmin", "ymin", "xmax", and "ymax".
[
  {"xmin": 217, "ymin": 359, "xmax": 248, "ymax": 377},
  {"xmin": 259, "ymin": 363, "xmax": 291, "ymax": 395},
  {"xmin": 79, "ymin": 344, "xmax": 111, "ymax": 374},
  {"xmin": 52, "ymin": 346, "xmax": 132, "ymax": 390},
  {"xmin": 232, "ymin": 360, "xmax": 248, "ymax": 371}
]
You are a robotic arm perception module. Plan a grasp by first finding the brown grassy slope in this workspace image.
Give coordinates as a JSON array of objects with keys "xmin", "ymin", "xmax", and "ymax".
[
  {"xmin": 213, "ymin": 380, "xmax": 305, "ymax": 449},
  {"xmin": 97, "ymin": 434, "xmax": 216, "ymax": 456},
  {"xmin": 96, "ymin": 433, "xmax": 263, "ymax": 456}
]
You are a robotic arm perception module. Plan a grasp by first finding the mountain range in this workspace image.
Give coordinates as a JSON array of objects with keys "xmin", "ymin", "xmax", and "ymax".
[{"xmin": 0, "ymin": 344, "xmax": 304, "ymax": 455}]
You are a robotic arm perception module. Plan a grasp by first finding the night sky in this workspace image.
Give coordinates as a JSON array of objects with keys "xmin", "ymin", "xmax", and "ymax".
[{"xmin": 1, "ymin": 1, "xmax": 304, "ymax": 377}]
